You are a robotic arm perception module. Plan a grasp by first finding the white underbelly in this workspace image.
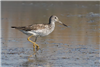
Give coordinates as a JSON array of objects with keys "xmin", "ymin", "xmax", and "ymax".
[{"xmin": 20, "ymin": 28, "xmax": 54, "ymax": 36}]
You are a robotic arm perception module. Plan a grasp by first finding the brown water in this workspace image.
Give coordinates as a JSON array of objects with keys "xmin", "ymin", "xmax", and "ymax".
[{"xmin": 1, "ymin": 1, "xmax": 100, "ymax": 67}]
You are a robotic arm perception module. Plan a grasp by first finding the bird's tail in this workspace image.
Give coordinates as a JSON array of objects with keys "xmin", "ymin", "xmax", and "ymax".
[
  {"xmin": 11, "ymin": 26, "xmax": 17, "ymax": 28},
  {"xmin": 11, "ymin": 26, "xmax": 26, "ymax": 30}
]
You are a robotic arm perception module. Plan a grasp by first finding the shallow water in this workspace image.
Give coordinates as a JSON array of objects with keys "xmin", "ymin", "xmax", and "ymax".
[{"xmin": 1, "ymin": 1, "xmax": 100, "ymax": 67}]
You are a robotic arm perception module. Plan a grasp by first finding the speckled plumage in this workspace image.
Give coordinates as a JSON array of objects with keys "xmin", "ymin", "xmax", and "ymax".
[
  {"xmin": 11, "ymin": 15, "xmax": 68, "ymax": 51},
  {"xmin": 11, "ymin": 15, "xmax": 67, "ymax": 37}
]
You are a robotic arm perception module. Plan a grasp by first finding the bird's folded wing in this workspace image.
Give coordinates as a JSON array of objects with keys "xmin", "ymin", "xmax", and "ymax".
[{"xmin": 11, "ymin": 24, "xmax": 47, "ymax": 31}]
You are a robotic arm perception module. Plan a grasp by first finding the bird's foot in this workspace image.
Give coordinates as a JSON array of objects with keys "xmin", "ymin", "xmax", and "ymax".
[
  {"xmin": 36, "ymin": 45, "xmax": 39, "ymax": 51},
  {"xmin": 33, "ymin": 42, "xmax": 39, "ymax": 51}
]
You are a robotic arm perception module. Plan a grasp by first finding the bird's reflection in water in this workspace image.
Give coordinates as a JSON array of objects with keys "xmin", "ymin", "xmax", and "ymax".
[
  {"xmin": 24, "ymin": 50, "xmax": 51, "ymax": 67},
  {"xmin": 28, "ymin": 47, "xmax": 43, "ymax": 61},
  {"xmin": 28, "ymin": 48, "xmax": 38, "ymax": 61}
]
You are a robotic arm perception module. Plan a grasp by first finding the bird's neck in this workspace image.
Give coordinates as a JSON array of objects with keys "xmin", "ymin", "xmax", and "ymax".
[{"xmin": 49, "ymin": 20, "xmax": 55, "ymax": 27}]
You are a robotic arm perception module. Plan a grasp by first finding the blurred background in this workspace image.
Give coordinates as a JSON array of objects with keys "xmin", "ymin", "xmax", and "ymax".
[{"xmin": 1, "ymin": 1, "xmax": 100, "ymax": 67}]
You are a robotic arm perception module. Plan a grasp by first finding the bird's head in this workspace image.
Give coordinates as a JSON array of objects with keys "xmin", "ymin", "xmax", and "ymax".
[{"xmin": 49, "ymin": 15, "xmax": 68, "ymax": 27}]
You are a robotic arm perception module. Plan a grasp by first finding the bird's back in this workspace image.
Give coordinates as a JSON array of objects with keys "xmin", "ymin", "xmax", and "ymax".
[{"xmin": 11, "ymin": 23, "xmax": 48, "ymax": 31}]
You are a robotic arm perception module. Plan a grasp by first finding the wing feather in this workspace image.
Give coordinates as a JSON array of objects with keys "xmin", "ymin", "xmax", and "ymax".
[{"xmin": 11, "ymin": 24, "xmax": 48, "ymax": 31}]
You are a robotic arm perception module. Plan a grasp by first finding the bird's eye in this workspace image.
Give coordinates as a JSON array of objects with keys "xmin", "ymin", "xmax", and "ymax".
[{"xmin": 55, "ymin": 17, "xmax": 57, "ymax": 19}]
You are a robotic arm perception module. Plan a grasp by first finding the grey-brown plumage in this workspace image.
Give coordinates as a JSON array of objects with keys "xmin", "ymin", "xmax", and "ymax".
[
  {"xmin": 11, "ymin": 15, "xmax": 67, "ymax": 37},
  {"xmin": 11, "ymin": 15, "xmax": 68, "ymax": 51},
  {"xmin": 11, "ymin": 24, "xmax": 48, "ymax": 31}
]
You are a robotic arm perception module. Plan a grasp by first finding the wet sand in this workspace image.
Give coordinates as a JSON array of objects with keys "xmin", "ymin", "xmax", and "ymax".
[{"xmin": 1, "ymin": 1, "xmax": 100, "ymax": 67}]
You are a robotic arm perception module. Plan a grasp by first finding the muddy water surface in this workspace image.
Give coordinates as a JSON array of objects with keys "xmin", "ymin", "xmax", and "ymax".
[{"xmin": 1, "ymin": 1, "xmax": 100, "ymax": 67}]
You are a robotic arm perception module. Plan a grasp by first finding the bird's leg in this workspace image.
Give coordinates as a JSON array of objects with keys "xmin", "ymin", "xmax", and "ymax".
[
  {"xmin": 27, "ymin": 35, "xmax": 39, "ymax": 53},
  {"xmin": 27, "ymin": 35, "xmax": 36, "ymax": 54},
  {"xmin": 34, "ymin": 36, "xmax": 39, "ymax": 51},
  {"xmin": 34, "ymin": 36, "xmax": 38, "ymax": 42}
]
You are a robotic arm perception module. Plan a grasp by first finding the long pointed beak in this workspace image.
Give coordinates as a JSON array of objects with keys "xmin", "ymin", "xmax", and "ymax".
[{"xmin": 58, "ymin": 21, "xmax": 68, "ymax": 27}]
